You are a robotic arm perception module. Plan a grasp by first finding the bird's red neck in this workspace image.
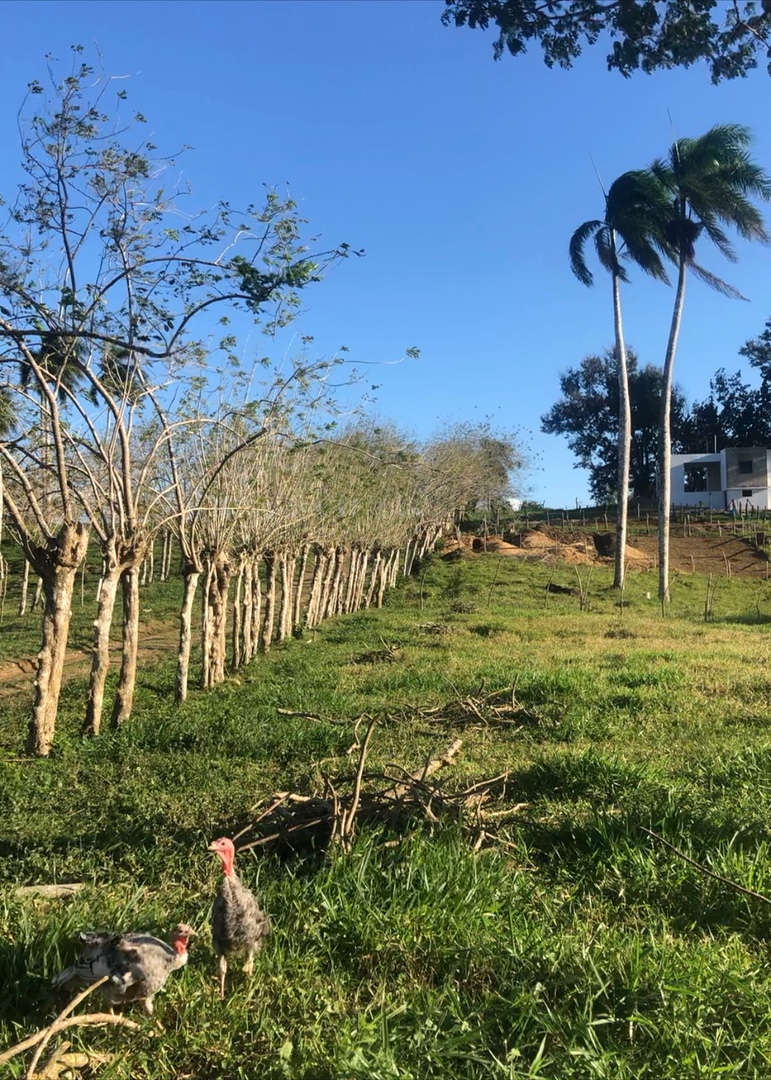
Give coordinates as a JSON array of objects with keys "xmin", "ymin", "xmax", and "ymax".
[
  {"xmin": 218, "ymin": 850, "xmax": 236, "ymax": 877},
  {"xmin": 172, "ymin": 936, "xmax": 189, "ymax": 956}
]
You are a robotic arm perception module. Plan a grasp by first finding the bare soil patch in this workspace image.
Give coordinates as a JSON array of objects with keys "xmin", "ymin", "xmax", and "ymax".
[{"xmin": 449, "ymin": 525, "xmax": 770, "ymax": 579}]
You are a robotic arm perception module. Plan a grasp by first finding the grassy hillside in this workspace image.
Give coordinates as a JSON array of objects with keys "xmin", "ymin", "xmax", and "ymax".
[{"xmin": 3, "ymin": 553, "xmax": 771, "ymax": 1078}]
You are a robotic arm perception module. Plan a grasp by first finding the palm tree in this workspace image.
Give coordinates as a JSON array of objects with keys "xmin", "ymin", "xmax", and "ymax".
[
  {"xmin": 651, "ymin": 124, "xmax": 771, "ymax": 601},
  {"xmin": 569, "ymin": 170, "xmax": 671, "ymax": 588}
]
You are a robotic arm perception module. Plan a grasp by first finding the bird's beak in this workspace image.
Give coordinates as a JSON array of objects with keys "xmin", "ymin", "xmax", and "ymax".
[
  {"xmin": 187, "ymin": 928, "xmax": 198, "ymax": 937},
  {"xmin": 207, "ymin": 841, "xmax": 218, "ymax": 852}
]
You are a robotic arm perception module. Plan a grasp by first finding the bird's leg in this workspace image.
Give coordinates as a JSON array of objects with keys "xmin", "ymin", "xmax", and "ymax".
[
  {"xmin": 244, "ymin": 947, "xmax": 256, "ymax": 977},
  {"xmin": 218, "ymin": 954, "xmax": 228, "ymax": 999},
  {"xmin": 142, "ymin": 997, "xmax": 155, "ymax": 1017}
]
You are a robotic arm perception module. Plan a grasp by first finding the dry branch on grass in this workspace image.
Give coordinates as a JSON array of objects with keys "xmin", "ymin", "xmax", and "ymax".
[
  {"xmin": 0, "ymin": 978, "xmax": 136, "ymax": 1078},
  {"xmin": 235, "ymin": 717, "xmax": 529, "ymax": 857},
  {"xmin": 414, "ymin": 684, "xmax": 546, "ymax": 731}
]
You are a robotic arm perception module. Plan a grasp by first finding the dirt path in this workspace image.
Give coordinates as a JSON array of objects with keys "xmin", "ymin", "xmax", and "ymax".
[{"xmin": 0, "ymin": 619, "xmax": 181, "ymax": 700}]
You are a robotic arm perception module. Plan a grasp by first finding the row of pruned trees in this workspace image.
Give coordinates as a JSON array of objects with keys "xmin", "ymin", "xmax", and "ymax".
[{"xmin": 0, "ymin": 52, "xmax": 524, "ymax": 756}]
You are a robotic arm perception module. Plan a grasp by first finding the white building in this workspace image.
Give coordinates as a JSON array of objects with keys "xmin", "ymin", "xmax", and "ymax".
[{"xmin": 670, "ymin": 448, "xmax": 771, "ymax": 510}]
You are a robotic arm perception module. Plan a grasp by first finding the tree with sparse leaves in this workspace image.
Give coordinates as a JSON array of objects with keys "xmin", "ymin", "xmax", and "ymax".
[{"xmin": 0, "ymin": 49, "xmax": 355, "ymax": 756}]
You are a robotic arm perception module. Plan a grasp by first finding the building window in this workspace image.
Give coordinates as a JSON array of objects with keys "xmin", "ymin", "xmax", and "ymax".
[
  {"xmin": 739, "ymin": 460, "xmax": 753, "ymax": 474},
  {"xmin": 684, "ymin": 465, "xmax": 708, "ymax": 492},
  {"xmin": 742, "ymin": 489, "xmax": 753, "ymax": 497}
]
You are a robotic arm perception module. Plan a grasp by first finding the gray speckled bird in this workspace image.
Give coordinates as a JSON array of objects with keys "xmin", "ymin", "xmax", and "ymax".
[
  {"xmin": 51, "ymin": 924, "xmax": 195, "ymax": 1015},
  {"xmin": 209, "ymin": 837, "xmax": 272, "ymax": 998}
]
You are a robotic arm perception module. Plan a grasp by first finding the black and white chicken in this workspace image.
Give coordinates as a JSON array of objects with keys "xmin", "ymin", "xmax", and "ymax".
[
  {"xmin": 209, "ymin": 837, "xmax": 271, "ymax": 998},
  {"xmin": 52, "ymin": 923, "xmax": 195, "ymax": 1015}
]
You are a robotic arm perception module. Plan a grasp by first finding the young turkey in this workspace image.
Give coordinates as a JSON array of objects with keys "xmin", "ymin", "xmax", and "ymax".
[
  {"xmin": 52, "ymin": 923, "xmax": 195, "ymax": 1015},
  {"xmin": 209, "ymin": 837, "xmax": 271, "ymax": 998}
]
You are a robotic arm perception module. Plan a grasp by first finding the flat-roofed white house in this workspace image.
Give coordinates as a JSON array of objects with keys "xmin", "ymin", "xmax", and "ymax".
[{"xmin": 670, "ymin": 448, "xmax": 771, "ymax": 510}]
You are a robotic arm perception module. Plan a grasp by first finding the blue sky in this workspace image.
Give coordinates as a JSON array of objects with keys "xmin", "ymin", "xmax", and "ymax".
[{"xmin": 1, "ymin": 0, "xmax": 770, "ymax": 506}]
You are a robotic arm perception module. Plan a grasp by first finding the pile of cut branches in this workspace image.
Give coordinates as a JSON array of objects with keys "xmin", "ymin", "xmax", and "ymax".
[
  {"xmin": 0, "ymin": 979, "xmax": 128, "ymax": 1078},
  {"xmin": 235, "ymin": 718, "xmax": 529, "ymax": 856},
  {"xmin": 412, "ymin": 683, "xmax": 548, "ymax": 732}
]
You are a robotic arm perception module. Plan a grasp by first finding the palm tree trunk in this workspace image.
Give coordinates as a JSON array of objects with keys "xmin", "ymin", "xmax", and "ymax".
[
  {"xmin": 612, "ymin": 262, "xmax": 632, "ymax": 589},
  {"xmin": 658, "ymin": 257, "xmax": 688, "ymax": 602}
]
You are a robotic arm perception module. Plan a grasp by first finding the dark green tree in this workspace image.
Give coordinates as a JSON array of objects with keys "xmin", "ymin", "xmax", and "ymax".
[
  {"xmin": 442, "ymin": 0, "xmax": 771, "ymax": 82},
  {"xmin": 682, "ymin": 368, "xmax": 771, "ymax": 450},
  {"xmin": 740, "ymin": 315, "xmax": 771, "ymax": 380},
  {"xmin": 541, "ymin": 349, "xmax": 687, "ymax": 502}
]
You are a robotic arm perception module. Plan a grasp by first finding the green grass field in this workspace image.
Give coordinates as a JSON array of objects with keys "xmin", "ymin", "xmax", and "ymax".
[{"xmin": 4, "ymin": 552, "xmax": 771, "ymax": 1078}]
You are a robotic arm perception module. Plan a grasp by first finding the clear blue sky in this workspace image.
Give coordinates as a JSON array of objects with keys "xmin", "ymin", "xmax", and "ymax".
[{"xmin": 1, "ymin": 1, "xmax": 770, "ymax": 507}]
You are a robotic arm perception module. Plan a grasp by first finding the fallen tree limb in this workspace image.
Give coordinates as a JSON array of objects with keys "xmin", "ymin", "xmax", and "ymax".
[{"xmin": 640, "ymin": 826, "xmax": 771, "ymax": 905}]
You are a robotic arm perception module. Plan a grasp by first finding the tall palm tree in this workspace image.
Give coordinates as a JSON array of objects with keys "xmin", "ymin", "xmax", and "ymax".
[
  {"xmin": 651, "ymin": 124, "xmax": 771, "ymax": 601},
  {"xmin": 569, "ymin": 170, "xmax": 671, "ymax": 588}
]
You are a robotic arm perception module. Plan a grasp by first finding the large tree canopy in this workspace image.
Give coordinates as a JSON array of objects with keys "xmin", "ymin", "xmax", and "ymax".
[
  {"xmin": 442, "ymin": 0, "xmax": 771, "ymax": 82},
  {"xmin": 541, "ymin": 349, "xmax": 687, "ymax": 502},
  {"xmin": 682, "ymin": 368, "xmax": 771, "ymax": 451}
]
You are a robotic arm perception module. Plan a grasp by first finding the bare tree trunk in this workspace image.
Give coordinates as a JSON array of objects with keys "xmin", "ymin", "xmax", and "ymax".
[
  {"xmin": 160, "ymin": 530, "xmax": 170, "ymax": 582},
  {"xmin": 175, "ymin": 561, "xmax": 201, "ymax": 704},
  {"xmin": 318, "ymin": 547, "xmax": 338, "ymax": 620},
  {"xmin": 388, "ymin": 549, "xmax": 400, "ymax": 587},
  {"xmin": 232, "ymin": 561, "xmax": 244, "ymax": 670},
  {"xmin": 201, "ymin": 557, "xmax": 215, "ymax": 689},
  {"xmin": 326, "ymin": 547, "xmax": 345, "ymax": 618},
  {"xmin": 353, "ymin": 549, "xmax": 370, "ymax": 610},
  {"xmin": 18, "ymin": 558, "xmax": 30, "ymax": 616},
  {"xmin": 365, "ymin": 549, "xmax": 382, "ymax": 608},
  {"xmin": 376, "ymin": 552, "xmax": 389, "ymax": 607},
  {"xmin": 26, "ymin": 522, "xmax": 90, "ymax": 757},
  {"xmin": 261, "ymin": 552, "xmax": 277, "ymax": 653},
  {"xmin": 83, "ymin": 540, "xmax": 122, "ymax": 738},
  {"xmin": 31, "ymin": 575, "xmax": 43, "ymax": 613},
  {"xmin": 145, "ymin": 543, "xmax": 155, "ymax": 585},
  {"xmin": 210, "ymin": 553, "xmax": 232, "ymax": 684},
  {"xmin": 249, "ymin": 555, "xmax": 262, "ymax": 660},
  {"xmin": 110, "ymin": 564, "xmax": 141, "ymax": 727},
  {"xmin": 306, "ymin": 548, "xmax": 327, "ymax": 628},
  {"xmin": 294, "ymin": 544, "xmax": 310, "ymax": 629},
  {"xmin": 278, "ymin": 552, "xmax": 293, "ymax": 641},
  {"xmin": 342, "ymin": 548, "xmax": 358, "ymax": 613},
  {"xmin": 240, "ymin": 559, "xmax": 253, "ymax": 664},
  {"xmin": 202, "ymin": 552, "xmax": 231, "ymax": 687}
]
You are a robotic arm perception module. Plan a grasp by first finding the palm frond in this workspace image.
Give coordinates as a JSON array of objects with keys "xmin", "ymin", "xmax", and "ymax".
[
  {"xmin": 688, "ymin": 261, "xmax": 748, "ymax": 300},
  {"xmin": 569, "ymin": 219, "xmax": 602, "ymax": 286},
  {"xmin": 594, "ymin": 226, "xmax": 623, "ymax": 280}
]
